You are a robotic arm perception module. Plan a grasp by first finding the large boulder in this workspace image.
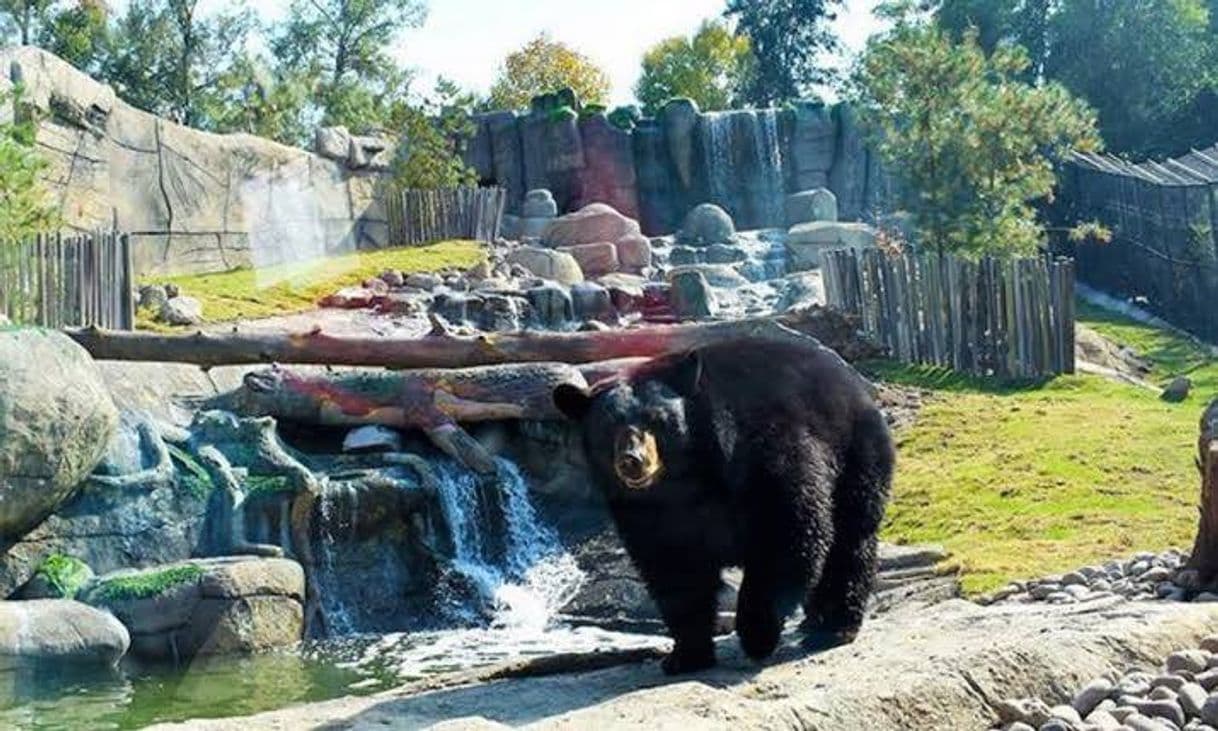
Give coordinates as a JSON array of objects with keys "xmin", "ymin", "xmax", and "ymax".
[
  {"xmin": 558, "ymin": 242, "xmax": 620, "ymax": 278},
  {"xmin": 785, "ymin": 188, "xmax": 839, "ymax": 226},
  {"xmin": 668, "ymin": 269, "xmax": 717, "ymax": 320},
  {"xmin": 614, "ymin": 233, "xmax": 653, "ymax": 273},
  {"xmin": 0, "ymin": 329, "xmax": 118, "ymax": 542},
  {"xmin": 785, "ymin": 221, "xmax": 878, "ymax": 271},
  {"xmin": 541, "ymin": 203, "xmax": 641, "ymax": 250},
  {"xmin": 81, "ymin": 557, "xmax": 305, "ymax": 661},
  {"xmin": 506, "ymin": 247, "xmax": 584, "ymax": 286},
  {"xmin": 522, "ymin": 189, "xmax": 558, "ymax": 218},
  {"xmin": 0, "ymin": 599, "xmax": 129, "ymax": 666},
  {"xmin": 677, "ymin": 203, "xmax": 736, "ymax": 247}
]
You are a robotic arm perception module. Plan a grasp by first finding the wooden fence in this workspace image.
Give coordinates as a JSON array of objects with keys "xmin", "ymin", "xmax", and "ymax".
[
  {"xmin": 0, "ymin": 230, "xmax": 135, "ymax": 330},
  {"xmin": 386, "ymin": 187, "xmax": 507, "ymax": 246},
  {"xmin": 822, "ymin": 248, "xmax": 1076, "ymax": 378}
]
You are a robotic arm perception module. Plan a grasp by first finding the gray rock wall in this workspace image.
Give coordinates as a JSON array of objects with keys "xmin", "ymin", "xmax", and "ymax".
[
  {"xmin": 467, "ymin": 98, "xmax": 890, "ymax": 236},
  {"xmin": 1, "ymin": 46, "xmax": 394, "ymax": 278}
]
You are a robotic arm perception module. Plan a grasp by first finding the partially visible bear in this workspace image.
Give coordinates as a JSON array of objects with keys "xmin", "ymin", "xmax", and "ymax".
[{"xmin": 553, "ymin": 336, "xmax": 894, "ymax": 674}]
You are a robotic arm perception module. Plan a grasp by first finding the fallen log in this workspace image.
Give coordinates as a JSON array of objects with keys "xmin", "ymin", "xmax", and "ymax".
[
  {"xmin": 65, "ymin": 306, "xmax": 875, "ymax": 369},
  {"xmin": 226, "ymin": 362, "xmax": 593, "ymax": 474}
]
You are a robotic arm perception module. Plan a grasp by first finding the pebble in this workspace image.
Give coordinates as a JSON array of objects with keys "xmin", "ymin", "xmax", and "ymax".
[
  {"xmin": 1168, "ymin": 651, "xmax": 1211, "ymax": 675},
  {"xmin": 1179, "ymin": 682, "xmax": 1208, "ymax": 717},
  {"xmin": 1074, "ymin": 679, "xmax": 1115, "ymax": 716}
]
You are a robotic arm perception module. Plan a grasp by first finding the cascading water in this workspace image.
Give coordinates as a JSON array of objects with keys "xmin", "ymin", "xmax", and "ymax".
[
  {"xmin": 756, "ymin": 110, "xmax": 786, "ymax": 228},
  {"xmin": 701, "ymin": 112, "xmax": 734, "ymax": 210}
]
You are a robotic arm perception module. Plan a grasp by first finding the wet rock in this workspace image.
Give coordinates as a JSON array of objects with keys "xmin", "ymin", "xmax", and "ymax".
[
  {"xmin": 0, "ymin": 329, "xmax": 119, "ymax": 542},
  {"xmin": 571, "ymin": 282, "xmax": 616, "ymax": 323},
  {"xmin": 706, "ymin": 243, "xmax": 747, "ymax": 264},
  {"xmin": 598, "ymin": 273, "xmax": 647, "ymax": 315},
  {"xmin": 404, "ymin": 272, "xmax": 443, "ymax": 290},
  {"xmin": 558, "ymin": 242, "xmax": 619, "ymax": 278},
  {"xmin": 527, "ymin": 282, "xmax": 574, "ymax": 329},
  {"xmin": 669, "ymin": 245, "xmax": 702, "ymax": 266},
  {"xmin": 158, "ymin": 295, "xmax": 204, "ymax": 325},
  {"xmin": 506, "ymin": 246, "xmax": 584, "ymax": 286},
  {"xmin": 478, "ymin": 293, "xmax": 524, "ymax": 331},
  {"xmin": 0, "ymin": 599, "xmax": 129, "ymax": 667},
  {"xmin": 777, "ymin": 271, "xmax": 825, "ymax": 311},
  {"xmin": 342, "ymin": 425, "xmax": 402, "ymax": 454},
  {"xmin": 522, "ymin": 189, "xmax": 558, "ymax": 218},
  {"xmin": 668, "ymin": 264, "xmax": 750, "ymax": 289},
  {"xmin": 669, "ymin": 270, "xmax": 716, "ymax": 320},
  {"xmin": 785, "ymin": 188, "xmax": 839, "ymax": 226},
  {"xmin": 615, "ymin": 233, "xmax": 652, "ymax": 273},
  {"xmin": 677, "ymin": 203, "xmax": 736, "ymax": 247},
  {"xmin": 82, "ymin": 557, "xmax": 304, "ymax": 661}
]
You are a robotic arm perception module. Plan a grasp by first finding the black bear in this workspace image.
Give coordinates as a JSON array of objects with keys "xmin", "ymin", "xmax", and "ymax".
[{"xmin": 553, "ymin": 336, "xmax": 894, "ymax": 674}]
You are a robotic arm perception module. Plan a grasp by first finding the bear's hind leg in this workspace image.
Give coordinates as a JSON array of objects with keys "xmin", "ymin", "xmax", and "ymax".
[
  {"xmin": 736, "ymin": 562, "xmax": 801, "ymax": 660},
  {"xmin": 803, "ymin": 410, "xmax": 894, "ymax": 650}
]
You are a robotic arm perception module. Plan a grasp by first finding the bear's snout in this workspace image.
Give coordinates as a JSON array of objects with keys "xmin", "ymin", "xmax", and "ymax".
[{"xmin": 614, "ymin": 427, "xmax": 663, "ymax": 490}]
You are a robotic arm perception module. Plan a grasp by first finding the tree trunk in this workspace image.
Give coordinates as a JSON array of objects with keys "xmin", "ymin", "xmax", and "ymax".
[
  {"xmin": 1186, "ymin": 400, "xmax": 1218, "ymax": 587},
  {"xmin": 66, "ymin": 307, "xmax": 876, "ymax": 368}
]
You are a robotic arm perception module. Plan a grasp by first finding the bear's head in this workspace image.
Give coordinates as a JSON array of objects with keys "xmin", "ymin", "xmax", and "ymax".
[{"xmin": 553, "ymin": 351, "xmax": 702, "ymax": 497}]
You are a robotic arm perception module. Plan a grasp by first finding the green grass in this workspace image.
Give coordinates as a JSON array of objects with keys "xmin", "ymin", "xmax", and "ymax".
[
  {"xmin": 137, "ymin": 240, "xmax": 485, "ymax": 330},
  {"xmin": 876, "ymin": 303, "xmax": 1218, "ymax": 595},
  {"xmin": 35, "ymin": 554, "xmax": 92, "ymax": 599},
  {"xmin": 91, "ymin": 564, "xmax": 205, "ymax": 602}
]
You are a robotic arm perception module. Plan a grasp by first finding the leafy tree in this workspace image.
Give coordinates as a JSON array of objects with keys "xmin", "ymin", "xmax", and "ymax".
[
  {"xmin": 635, "ymin": 20, "xmax": 754, "ymax": 116},
  {"xmin": 0, "ymin": 0, "xmax": 53, "ymax": 45},
  {"xmin": 936, "ymin": 0, "xmax": 1050, "ymax": 79},
  {"xmin": 723, "ymin": 0, "xmax": 841, "ymax": 106},
  {"xmin": 1046, "ymin": 0, "xmax": 1215, "ymax": 157},
  {"xmin": 206, "ymin": 57, "xmax": 313, "ymax": 146},
  {"xmin": 389, "ymin": 78, "xmax": 477, "ymax": 190},
  {"xmin": 853, "ymin": 11, "xmax": 1100, "ymax": 256},
  {"xmin": 38, "ymin": 0, "xmax": 108, "ymax": 73},
  {"xmin": 100, "ymin": 0, "xmax": 253, "ymax": 129},
  {"xmin": 487, "ymin": 33, "xmax": 611, "ymax": 111},
  {"xmin": 269, "ymin": 0, "xmax": 426, "ymax": 130},
  {"xmin": 0, "ymin": 87, "xmax": 58, "ymax": 243}
]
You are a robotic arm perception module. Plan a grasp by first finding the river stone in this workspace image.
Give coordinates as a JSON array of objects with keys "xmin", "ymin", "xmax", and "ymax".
[
  {"xmin": 158, "ymin": 295, "xmax": 204, "ymax": 326},
  {"xmin": 786, "ymin": 188, "xmax": 839, "ymax": 226},
  {"xmin": 571, "ymin": 282, "xmax": 616, "ymax": 323},
  {"xmin": 785, "ymin": 221, "xmax": 878, "ymax": 271},
  {"xmin": 1167, "ymin": 649, "xmax": 1210, "ymax": 674},
  {"xmin": 541, "ymin": 203, "xmax": 641, "ymax": 250},
  {"xmin": 668, "ymin": 264, "xmax": 750, "ymax": 289},
  {"xmin": 669, "ymin": 270, "xmax": 716, "ymax": 320},
  {"xmin": 557, "ymin": 242, "xmax": 619, "ymax": 278},
  {"xmin": 1073, "ymin": 677, "xmax": 1116, "ymax": 716},
  {"xmin": 522, "ymin": 189, "xmax": 558, "ymax": 219},
  {"xmin": 705, "ymin": 243, "xmax": 747, "ymax": 264},
  {"xmin": 0, "ymin": 329, "xmax": 119, "ymax": 542},
  {"xmin": 527, "ymin": 282, "xmax": 574, "ymax": 329},
  {"xmin": 83, "ymin": 557, "xmax": 304, "ymax": 661},
  {"xmin": 505, "ymin": 247, "xmax": 584, "ymax": 286},
  {"xmin": 614, "ymin": 233, "xmax": 652, "ymax": 273},
  {"xmin": 677, "ymin": 203, "xmax": 736, "ymax": 247},
  {"xmin": 0, "ymin": 599, "xmax": 129, "ymax": 666}
]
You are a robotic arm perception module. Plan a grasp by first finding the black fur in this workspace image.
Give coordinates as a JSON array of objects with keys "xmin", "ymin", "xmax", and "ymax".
[{"xmin": 554, "ymin": 338, "xmax": 894, "ymax": 674}]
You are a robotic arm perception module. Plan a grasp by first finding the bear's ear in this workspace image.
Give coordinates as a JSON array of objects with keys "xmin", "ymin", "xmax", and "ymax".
[
  {"xmin": 662, "ymin": 350, "xmax": 703, "ymax": 397},
  {"xmin": 553, "ymin": 383, "xmax": 594, "ymax": 421}
]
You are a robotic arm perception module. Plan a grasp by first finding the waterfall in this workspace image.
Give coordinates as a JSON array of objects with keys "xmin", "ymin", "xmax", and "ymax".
[
  {"xmin": 701, "ymin": 112, "xmax": 733, "ymax": 209},
  {"xmin": 316, "ymin": 482, "xmax": 357, "ymax": 635},
  {"xmin": 431, "ymin": 458, "xmax": 584, "ymax": 630},
  {"xmin": 757, "ymin": 110, "xmax": 786, "ymax": 228}
]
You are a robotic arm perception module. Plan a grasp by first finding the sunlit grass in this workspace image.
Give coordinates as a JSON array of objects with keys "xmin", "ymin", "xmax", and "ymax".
[
  {"xmin": 875, "ymin": 303, "xmax": 1217, "ymax": 594},
  {"xmin": 136, "ymin": 240, "xmax": 485, "ymax": 330}
]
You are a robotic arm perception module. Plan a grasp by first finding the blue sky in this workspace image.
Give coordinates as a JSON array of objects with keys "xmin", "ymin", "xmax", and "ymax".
[{"xmin": 170, "ymin": 0, "xmax": 886, "ymax": 104}]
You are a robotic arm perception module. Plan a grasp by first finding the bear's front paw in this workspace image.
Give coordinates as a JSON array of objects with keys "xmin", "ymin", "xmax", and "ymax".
[
  {"xmin": 800, "ymin": 625, "xmax": 860, "ymax": 652},
  {"xmin": 661, "ymin": 645, "xmax": 716, "ymax": 675}
]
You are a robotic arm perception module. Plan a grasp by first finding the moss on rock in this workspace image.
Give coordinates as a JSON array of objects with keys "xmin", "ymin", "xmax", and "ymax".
[{"xmin": 92, "ymin": 564, "xmax": 204, "ymax": 602}]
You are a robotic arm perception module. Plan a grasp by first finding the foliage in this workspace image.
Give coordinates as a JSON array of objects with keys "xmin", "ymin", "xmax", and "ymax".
[
  {"xmin": 35, "ymin": 553, "xmax": 91, "ymax": 598},
  {"xmin": 1045, "ymin": 0, "xmax": 1215, "ymax": 158},
  {"xmin": 852, "ymin": 12, "xmax": 1099, "ymax": 256},
  {"xmin": 0, "ymin": 0, "xmax": 54, "ymax": 45},
  {"xmin": 136, "ymin": 240, "xmax": 484, "ymax": 330},
  {"xmin": 389, "ymin": 78, "xmax": 478, "ymax": 190},
  {"xmin": 607, "ymin": 105, "xmax": 640, "ymax": 131},
  {"xmin": 0, "ymin": 86, "xmax": 58, "ymax": 244},
  {"xmin": 635, "ymin": 19, "xmax": 754, "ymax": 117},
  {"xmin": 934, "ymin": 0, "xmax": 1218, "ymax": 157},
  {"xmin": 38, "ymin": 0, "xmax": 108, "ymax": 73},
  {"xmin": 245, "ymin": 474, "xmax": 291, "ymax": 498},
  {"xmin": 269, "ymin": 0, "xmax": 426, "ymax": 132},
  {"xmin": 487, "ymin": 33, "xmax": 610, "ymax": 112},
  {"xmin": 723, "ymin": 0, "xmax": 841, "ymax": 106},
  {"xmin": 100, "ymin": 0, "xmax": 255, "ymax": 129},
  {"xmin": 91, "ymin": 564, "xmax": 204, "ymax": 602},
  {"xmin": 167, "ymin": 442, "xmax": 214, "ymax": 498}
]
